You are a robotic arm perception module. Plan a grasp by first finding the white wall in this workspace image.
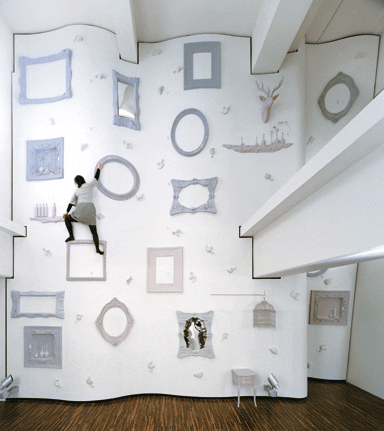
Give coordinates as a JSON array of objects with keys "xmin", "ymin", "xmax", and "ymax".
[
  {"xmin": 0, "ymin": 14, "xmax": 15, "ymax": 278},
  {"xmin": 347, "ymin": 260, "xmax": 384, "ymax": 399},
  {"xmin": 375, "ymin": 32, "xmax": 384, "ymax": 96},
  {"xmin": 8, "ymin": 25, "xmax": 308, "ymax": 401},
  {"xmin": 307, "ymin": 265, "xmax": 356, "ymax": 380}
]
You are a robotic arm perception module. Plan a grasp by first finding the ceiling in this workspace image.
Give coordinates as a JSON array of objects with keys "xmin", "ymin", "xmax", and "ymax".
[{"xmin": 1, "ymin": 0, "xmax": 384, "ymax": 66}]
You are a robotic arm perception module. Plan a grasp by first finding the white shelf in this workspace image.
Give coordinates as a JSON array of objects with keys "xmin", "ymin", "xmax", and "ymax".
[{"xmin": 30, "ymin": 217, "xmax": 64, "ymax": 223}]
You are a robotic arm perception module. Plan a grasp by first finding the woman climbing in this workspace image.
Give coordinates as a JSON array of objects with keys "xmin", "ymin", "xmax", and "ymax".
[{"xmin": 63, "ymin": 163, "xmax": 104, "ymax": 254}]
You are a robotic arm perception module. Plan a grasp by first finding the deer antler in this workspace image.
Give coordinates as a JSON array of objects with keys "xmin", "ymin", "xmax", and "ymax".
[
  {"xmin": 255, "ymin": 80, "xmax": 270, "ymax": 96},
  {"xmin": 271, "ymin": 76, "xmax": 284, "ymax": 96}
]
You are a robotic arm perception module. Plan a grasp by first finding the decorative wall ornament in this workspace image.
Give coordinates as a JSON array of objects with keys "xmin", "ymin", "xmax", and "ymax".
[
  {"xmin": 24, "ymin": 326, "xmax": 62, "ymax": 369},
  {"xmin": 136, "ymin": 194, "xmax": 144, "ymax": 201},
  {"xmin": 176, "ymin": 311, "xmax": 214, "ymax": 359},
  {"xmin": 253, "ymin": 300, "xmax": 276, "ymax": 328},
  {"xmin": 54, "ymin": 379, "xmax": 63, "ymax": 388},
  {"xmin": 171, "ymin": 108, "xmax": 209, "ymax": 156},
  {"xmin": 255, "ymin": 76, "xmax": 284, "ymax": 123},
  {"xmin": 170, "ymin": 177, "xmax": 218, "ymax": 215},
  {"xmin": 76, "ymin": 315, "xmax": 83, "ymax": 323},
  {"xmin": 226, "ymin": 267, "xmax": 236, "ymax": 273},
  {"xmin": 19, "ymin": 49, "xmax": 72, "ymax": 104},
  {"xmin": 73, "ymin": 35, "xmax": 83, "ymax": 42},
  {"xmin": 112, "ymin": 70, "xmax": 140, "ymax": 130},
  {"xmin": 86, "ymin": 377, "xmax": 94, "ymax": 388},
  {"xmin": 49, "ymin": 118, "xmax": 55, "ymax": 125},
  {"xmin": 324, "ymin": 278, "xmax": 332, "ymax": 285},
  {"xmin": 220, "ymin": 333, "xmax": 228, "ymax": 341},
  {"xmin": 221, "ymin": 106, "xmax": 230, "ymax": 114},
  {"xmin": 95, "ymin": 74, "xmax": 107, "ymax": 79},
  {"xmin": 26, "ymin": 137, "xmax": 64, "ymax": 181},
  {"xmin": 157, "ymin": 159, "xmax": 165, "ymax": 169},
  {"xmin": 184, "ymin": 42, "xmax": 221, "ymax": 90},
  {"xmin": 269, "ymin": 348, "xmax": 278, "ymax": 355},
  {"xmin": 174, "ymin": 66, "xmax": 184, "ymax": 74},
  {"xmin": 148, "ymin": 362, "xmax": 155, "ymax": 373},
  {"xmin": 189, "ymin": 272, "xmax": 197, "ymax": 283},
  {"xmin": 209, "ymin": 148, "xmax": 215, "ymax": 158},
  {"xmin": 80, "ymin": 143, "xmax": 88, "ymax": 151},
  {"xmin": 265, "ymin": 173, "xmax": 273, "ymax": 181},
  {"xmin": 147, "ymin": 247, "xmax": 183, "ymax": 293},
  {"xmin": 172, "ymin": 229, "xmax": 183, "ymax": 237},
  {"xmin": 97, "ymin": 214, "xmax": 104, "ymax": 220},
  {"xmin": 126, "ymin": 276, "xmax": 133, "ymax": 285},
  {"xmin": 319, "ymin": 345, "xmax": 327, "ymax": 352},
  {"xmin": 309, "ymin": 290, "xmax": 350, "ymax": 326},
  {"xmin": 95, "ymin": 155, "xmax": 140, "ymax": 201},
  {"xmin": 152, "ymin": 49, "xmax": 162, "ymax": 56},
  {"xmin": 158, "ymin": 86, "xmax": 164, "ymax": 95},
  {"xmin": 223, "ymin": 132, "xmax": 292, "ymax": 153},
  {"xmin": 11, "ymin": 291, "xmax": 64, "ymax": 319},
  {"xmin": 205, "ymin": 246, "xmax": 214, "ymax": 254},
  {"xmin": 290, "ymin": 290, "xmax": 299, "ymax": 300},
  {"xmin": 95, "ymin": 297, "xmax": 134, "ymax": 347},
  {"xmin": 66, "ymin": 240, "xmax": 107, "ymax": 281},
  {"xmin": 123, "ymin": 141, "xmax": 132, "ymax": 149},
  {"xmin": 194, "ymin": 372, "xmax": 204, "ymax": 378},
  {"xmin": 318, "ymin": 72, "xmax": 359, "ymax": 123},
  {"xmin": 43, "ymin": 248, "xmax": 52, "ymax": 257}
]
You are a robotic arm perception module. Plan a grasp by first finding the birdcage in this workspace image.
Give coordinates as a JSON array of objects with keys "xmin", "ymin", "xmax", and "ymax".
[{"xmin": 253, "ymin": 300, "xmax": 276, "ymax": 328}]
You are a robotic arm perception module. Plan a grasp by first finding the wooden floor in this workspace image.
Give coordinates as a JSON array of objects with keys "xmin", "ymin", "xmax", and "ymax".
[{"xmin": 1, "ymin": 379, "xmax": 383, "ymax": 431}]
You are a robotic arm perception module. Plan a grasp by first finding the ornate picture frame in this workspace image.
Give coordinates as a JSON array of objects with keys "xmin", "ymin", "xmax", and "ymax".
[
  {"xmin": 95, "ymin": 155, "xmax": 140, "ymax": 201},
  {"xmin": 26, "ymin": 137, "xmax": 64, "ymax": 181},
  {"xmin": 147, "ymin": 247, "xmax": 183, "ymax": 293},
  {"xmin": 309, "ymin": 290, "xmax": 350, "ymax": 326},
  {"xmin": 170, "ymin": 108, "xmax": 209, "ymax": 157},
  {"xmin": 11, "ymin": 291, "xmax": 65, "ymax": 319},
  {"xmin": 184, "ymin": 42, "xmax": 221, "ymax": 90},
  {"xmin": 19, "ymin": 49, "xmax": 72, "ymax": 104},
  {"xmin": 24, "ymin": 326, "xmax": 62, "ymax": 369},
  {"xmin": 318, "ymin": 72, "xmax": 359, "ymax": 123},
  {"xmin": 66, "ymin": 240, "xmax": 107, "ymax": 281},
  {"xmin": 112, "ymin": 70, "xmax": 140, "ymax": 130},
  {"xmin": 170, "ymin": 177, "xmax": 218, "ymax": 215},
  {"xmin": 176, "ymin": 311, "xmax": 215, "ymax": 359},
  {"xmin": 95, "ymin": 297, "xmax": 134, "ymax": 346}
]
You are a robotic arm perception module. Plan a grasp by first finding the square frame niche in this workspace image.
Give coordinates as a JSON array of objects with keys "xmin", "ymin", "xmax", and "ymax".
[
  {"xmin": 18, "ymin": 49, "xmax": 72, "ymax": 104},
  {"xmin": 26, "ymin": 137, "xmax": 64, "ymax": 181},
  {"xmin": 309, "ymin": 290, "xmax": 350, "ymax": 326},
  {"xmin": 24, "ymin": 326, "xmax": 62, "ymax": 369},
  {"xmin": 66, "ymin": 240, "xmax": 107, "ymax": 281},
  {"xmin": 184, "ymin": 42, "xmax": 221, "ymax": 90},
  {"xmin": 112, "ymin": 69, "xmax": 140, "ymax": 130},
  {"xmin": 11, "ymin": 290, "xmax": 65, "ymax": 319},
  {"xmin": 147, "ymin": 247, "xmax": 183, "ymax": 293}
]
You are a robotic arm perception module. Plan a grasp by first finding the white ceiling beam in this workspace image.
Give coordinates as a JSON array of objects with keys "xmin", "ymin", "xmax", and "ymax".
[
  {"xmin": 113, "ymin": 0, "xmax": 137, "ymax": 64},
  {"xmin": 0, "ymin": 218, "xmax": 26, "ymax": 237},
  {"xmin": 251, "ymin": 0, "xmax": 316, "ymax": 74}
]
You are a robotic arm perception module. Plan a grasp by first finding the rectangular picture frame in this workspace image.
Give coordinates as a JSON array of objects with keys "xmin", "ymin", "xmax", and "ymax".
[
  {"xmin": 24, "ymin": 326, "xmax": 62, "ymax": 369},
  {"xmin": 147, "ymin": 247, "xmax": 183, "ymax": 293},
  {"xmin": 66, "ymin": 240, "xmax": 107, "ymax": 281},
  {"xmin": 11, "ymin": 291, "xmax": 65, "ymax": 319}
]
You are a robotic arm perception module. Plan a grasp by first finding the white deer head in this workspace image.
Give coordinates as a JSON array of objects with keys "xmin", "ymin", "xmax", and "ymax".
[{"xmin": 255, "ymin": 76, "xmax": 284, "ymax": 123}]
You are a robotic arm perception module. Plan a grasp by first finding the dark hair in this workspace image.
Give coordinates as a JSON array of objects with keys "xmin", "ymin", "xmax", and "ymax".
[{"xmin": 74, "ymin": 175, "xmax": 86, "ymax": 188}]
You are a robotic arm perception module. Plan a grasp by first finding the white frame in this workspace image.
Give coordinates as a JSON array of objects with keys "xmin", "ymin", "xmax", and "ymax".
[{"xmin": 147, "ymin": 247, "xmax": 183, "ymax": 293}]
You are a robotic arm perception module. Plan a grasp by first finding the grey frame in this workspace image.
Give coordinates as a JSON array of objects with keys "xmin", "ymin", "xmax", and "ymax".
[
  {"xmin": 95, "ymin": 297, "xmax": 134, "ymax": 346},
  {"xmin": 176, "ymin": 311, "xmax": 214, "ymax": 359},
  {"xmin": 112, "ymin": 69, "xmax": 140, "ymax": 130},
  {"xmin": 19, "ymin": 49, "xmax": 72, "ymax": 104},
  {"xmin": 171, "ymin": 108, "xmax": 209, "ymax": 156},
  {"xmin": 147, "ymin": 247, "xmax": 183, "ymax": 293},
  {"xmin": 309, "ymin": 290, "xmax": 350, "ymax": 326},
  {"xmin": 26, "ymin": 137, "xmax": 64, "ymax": 181},
  {"xmin": 95, "ymin": 155, "xmax": 140, "ymax": 201},
  {"xmin": 66, "ymin": 240, "xmax": 107, "ymax": 281},
  {"xmin": 170, "ymin": 177, "xmax": 218, "ymax": 215},
  {"xmin": 318, "ymin": 72, "xmax": 359, "ymax": 123},
  {"xmin": 11, "ymin": 291, "xmax": 65, "ymax": 319},
  {"xmin": 24, "ymin": 326, "xmax": 62, "ymax": 369},
  {"xmin": 184, "ymin": 42, "xmax": 221, "ymax": 90}
]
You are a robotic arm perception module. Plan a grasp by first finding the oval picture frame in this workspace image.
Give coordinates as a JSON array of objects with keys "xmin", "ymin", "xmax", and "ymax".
[
  {"xmin": 171, "ymin": 108, "xmax": 209, "ymax": 157},
  {"xmin": 95, "ymin": 155, "xmax": 140, "ymax": 201},
  {"xmin": 318, "ymin": 72, "xmax": 359, "ymax": 123},
  {"xmin": 95, "ymin": 297, "xmax": 134, "ymax": 346}
]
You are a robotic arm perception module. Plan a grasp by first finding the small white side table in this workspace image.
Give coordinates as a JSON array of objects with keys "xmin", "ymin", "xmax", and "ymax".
[{"xmin": 231, "ymin": 368, "xmax": 257, "ymax": 408}]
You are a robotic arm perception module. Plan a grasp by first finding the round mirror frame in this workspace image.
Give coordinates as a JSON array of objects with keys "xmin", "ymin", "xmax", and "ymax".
[
  {"xmin": 95, "ymin": 155, "xmax": 140, "ymax": 201},
  {"xmin": 171, "ymin": 108, "xmax": 209, "ymax": 157},
  {"xmin": 318, "ymin": 72, "xmax": 359, "ymax": 123},
  {"xmin": 95, "ymin": 297, "xmax": 134, "ymax": 346}
]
